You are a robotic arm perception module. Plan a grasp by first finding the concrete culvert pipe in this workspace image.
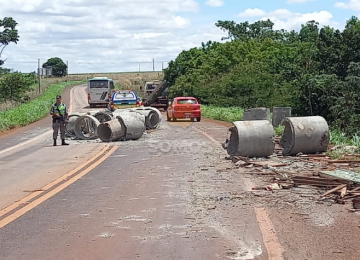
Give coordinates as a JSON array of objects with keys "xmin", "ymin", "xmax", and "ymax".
[
  {"xmin": 65, "ymin": 113, "xmax": 87, "ymax": 137},
  {"xmin": 113, "ymin": 110, "xmax": 146, "ymax": 124},
  {"xmin": 116, "ymin": 114, "xmax": 146, "ymax": 140},
  {"xmin": 226, "ymin": 120, "xmax": 275, "ymax": 157},
  {"xmin": 132, "ymin": 107, "xmax": 162, "ymax": 123},
  {"xmin": 280, "ymin": 116, "xmax": 329, "ymax": 156},
  {"xmin": 74, "ymin": 115, "xmax": 100, "ymax": 140},
  {"xmin": 127, "ymin": 109, "xmax": 160, "ymax": 129},
  {"xmin": 272, "ymin": 107, "xmax": 291, "ymax": 127},
  {"xmin": 97, "ymin": 119, "xmax": 125, "ymax": 142},
  {"xmin": 94, "ymin": 110, "xmax": 113, "ymax": 123}
]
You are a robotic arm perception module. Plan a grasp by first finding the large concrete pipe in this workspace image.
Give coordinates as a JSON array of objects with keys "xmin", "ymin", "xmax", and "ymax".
[
  {"xmin": 74, "ymin": 115, "xmax": 100, "ymax": 140},
  {"xmin": 116, "ymin": 114, "xmax": 146, "ymax": 140},
  {"xmin": 280, "ymin": 116, "xmax": 329, "ymax": 156},
  {"xmin": 243, "ymin": 108, "xmax": 270, "ymax": 121},
  {"xmin": 97, "ymin": 119, "xmax": 125, "ymax": 142},
  {"xmin": 113, "ymin": 110, "xmax": 146, "ymax": 124},
  {"xmin": 225, "ymin": 120, "xmax": 275, "ymax": 157},
  {"xmin": 65, "ymin": 113, "xmax": 87, "ymax": 137},
  {"xmin": 127, "ymin": 109, "xmax": 160, "ymax": 129},
  {"xmin": 133, "ymin": 107, "xmax": 162, "ymax": 123},
  {"xmin": 272, "ymin": 107, "xmax": 291, "ymax": 127},
  {"xmin": 94, "ymin": 110, "xmax": 113, "ymax": 123}
]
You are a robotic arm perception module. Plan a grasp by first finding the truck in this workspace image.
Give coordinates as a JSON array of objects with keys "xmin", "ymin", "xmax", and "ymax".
[{"xmin": 142, "ymin": 80, "xmax": 170, "ymax": 110}]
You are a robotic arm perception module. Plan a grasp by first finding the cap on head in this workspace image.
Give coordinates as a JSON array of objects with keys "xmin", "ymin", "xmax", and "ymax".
[{"xmin": 56, "ymin": 95, "xmax": 61, "ymax": 99}]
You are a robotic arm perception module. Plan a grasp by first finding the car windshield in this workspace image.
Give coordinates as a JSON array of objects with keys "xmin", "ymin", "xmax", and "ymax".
[
  {"xmin": 114, "ymin": 92, "xmax": 135, "ymax": 100},
  {"xmin": 89, "ymin": 80, "xmax": 109, "ymax": 88},
  {"xmin": 177, "ymin": 99, "xmax": 197, "ymax": 104}
]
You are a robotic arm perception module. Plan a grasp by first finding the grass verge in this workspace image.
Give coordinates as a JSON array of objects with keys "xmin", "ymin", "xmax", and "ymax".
[{"xmin": 0, "ymin": 81, "xmax": 83, "ymax": 132}]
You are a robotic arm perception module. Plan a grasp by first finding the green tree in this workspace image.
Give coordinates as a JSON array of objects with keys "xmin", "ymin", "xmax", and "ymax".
[
  {"xmin": 0, "ymin": 17, "xmax": 19, "ymax": 66},
  {"xmin": 0, "ymin": 72, "xmax": 36, "ymax": 102},
  {"xmin": 42, "ymin": 57, "xmax": 67, "ymax": 77}
]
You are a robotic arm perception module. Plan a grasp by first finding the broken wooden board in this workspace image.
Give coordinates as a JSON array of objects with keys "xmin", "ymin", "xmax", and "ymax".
[
  {"xmin": 320, "ymin": 170, "xmax": 360, "ymax": 184},
  {"xmin": 250, "ymin": 160, "xmax": 288, "ymax": 167}
]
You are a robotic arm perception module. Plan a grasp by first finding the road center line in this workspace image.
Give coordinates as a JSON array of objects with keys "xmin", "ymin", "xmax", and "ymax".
[
  {"xmin": 0, "ymin": 145, "xmax": 110, "ymax": 219},
  {"xmin": 192, "ymin": 124, "xmax": 284, "ymax": 260},
  {"xmin": 0, "ymin": 145, "xmax": 118, "ymax": 230}
]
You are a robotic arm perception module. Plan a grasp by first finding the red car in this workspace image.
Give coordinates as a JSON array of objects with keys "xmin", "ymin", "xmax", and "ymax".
[{"xmin": 167, "ymin": 97, "xmax": 201, "ymax": 122}]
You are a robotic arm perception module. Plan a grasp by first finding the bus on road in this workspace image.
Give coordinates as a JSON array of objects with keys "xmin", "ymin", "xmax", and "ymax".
[{"xmin": 87, "ymin": 77, "xmax": 115, "ymax": 108}]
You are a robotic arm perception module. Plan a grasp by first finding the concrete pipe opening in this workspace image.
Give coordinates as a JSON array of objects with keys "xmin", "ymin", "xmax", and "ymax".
[
  {"xmin": 65, "ymin": 113, "xmax": 87, "ymax": 137},
  {"xmin": 226, "ymin": 120, "xmax": 275, "ymax": 157},
  {"xmin": 280, "ymin": 116, "xmax": 329, "ymax": 156},
  {"xmin": 94, "ymin": 110, "xmax": 113, "ymax": 123},
  {"xmin": 132, "ymin": 107, "xmax": 162, "ymax": 123},
  {"xmin": 97, "ymin": 119, "xmax": 125, "ymax": 142},
  {"xmin": 116, "ymin": 114, "xmax": 146, "ymax": 140},
  {"xmin": 74, "ymin": 115, "xmax": 100, "ymax": 140},
  {"xmin": 127, "ymin": 109, "xmax": 160, "ymax": 129}
]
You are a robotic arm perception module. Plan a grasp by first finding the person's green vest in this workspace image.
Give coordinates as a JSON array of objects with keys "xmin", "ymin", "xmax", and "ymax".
[{"xmin": 53, "ymin": 103, "xmax": 66, "ymax": 117}]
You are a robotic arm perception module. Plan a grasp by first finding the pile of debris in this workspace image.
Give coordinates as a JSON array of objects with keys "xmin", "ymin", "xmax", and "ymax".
[
  {"xmin": 65, "ymin": 107, "xmax": 161, "ymax": 142},
  {"xmin": 230, "ymin": 149, "xmax": 360, "ymax": 211}
]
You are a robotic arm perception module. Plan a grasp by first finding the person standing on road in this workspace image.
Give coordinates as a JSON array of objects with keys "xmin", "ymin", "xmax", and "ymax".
[{"xmin": 50, "ymin": 95, "xmax": 69, "ymax": 146}]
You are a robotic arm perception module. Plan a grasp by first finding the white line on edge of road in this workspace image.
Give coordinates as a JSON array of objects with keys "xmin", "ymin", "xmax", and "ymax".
[{"xmin": 0, "ymin": 85, "xmax": 76, "ymax": 156}]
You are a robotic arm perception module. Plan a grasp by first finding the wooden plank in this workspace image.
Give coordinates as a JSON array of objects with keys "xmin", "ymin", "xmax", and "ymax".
[
  {"xmin": 321, "ymin": 184, "xmax": 347, "ymax": 197},
  {"xmin": 251, "ymin": 160, "xmax": 288, "ymax": 167},
  {"xmin": 327, "ymin": 160, "xmax": 360, "ymax": 164}
]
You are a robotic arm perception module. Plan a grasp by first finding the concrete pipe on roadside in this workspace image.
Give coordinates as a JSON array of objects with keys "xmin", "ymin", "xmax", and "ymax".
[
  {"xmin": 133, "ymin": 107, "xmax": 162, "ymax": 123},
  {"xmin": 113, "ymin": 110, "xmax": 146, "ymax": 125},
  {"xmin": 280, "ymin": 116, "xmax": 329, "ymax": 156},
  {"xmin": 272, "ymin": 107, "xmax": 291, "ymax": 127},
  {"xmin": 97, "ymin": 119, "xmax": 125, "ymax": 142},
  {"xmin": 127, "ymin": 109, "xmax": 160, "ymax": 129},
  {"xmin": 94, "ymin": 110, "xmax": 113, "ymax": 123},
  {"xmin": 116, "ymin": 114, "xmax": 146, "ymax": 140},
  {"xmin": 243, "ymin": 107, "xmax": 270, "ymax": 121},
  {"xmin": 74, "ymin": 115, "xmax": 100, "ymax": 140},
  {"xmin": 225, "ymin": 120, "xmax": 275, "ymax": 157},
  {"xmin": 65, "ymin": 113, "xmax": 87, "ymax": 137}
]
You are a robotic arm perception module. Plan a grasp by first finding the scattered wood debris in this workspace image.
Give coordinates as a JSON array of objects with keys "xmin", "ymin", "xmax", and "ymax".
[{"xmin": 229, "ymin": 153, "xmax": 360, "ymax": 210}]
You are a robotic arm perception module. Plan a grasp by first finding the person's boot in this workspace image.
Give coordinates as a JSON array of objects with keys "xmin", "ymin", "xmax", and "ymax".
[
  {"xmin": 53, "ymin": 139, "xmax": 57, "ymax": 146},
  {"xmin": 62, "ymin": 139, "xmax": 69, "ymax": 145}
]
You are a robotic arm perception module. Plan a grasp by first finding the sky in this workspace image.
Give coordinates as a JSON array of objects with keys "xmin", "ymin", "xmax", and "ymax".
[{"xmin": 0, "ymin": 0, "xmax": 359, "ymax": 73}]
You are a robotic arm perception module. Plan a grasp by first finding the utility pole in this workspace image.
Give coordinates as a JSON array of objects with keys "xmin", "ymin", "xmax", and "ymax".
[
  {"xmin": 153, "ymin": 58, "xmax": 154, "ymax": 71},
  {"xmin": 67, "ymin": 60, "xmax": 69, "ymax": 79},
  {"xmin": 139, "ymin": 63, "xmax": 140, "ymax": 72},
  {"xmin": 38, "ymin": 59, "xmax": 41, "ymax": 93},
  {"xmin": 162, "ymin": 61, "xmax": 163, "ymax": 71}
]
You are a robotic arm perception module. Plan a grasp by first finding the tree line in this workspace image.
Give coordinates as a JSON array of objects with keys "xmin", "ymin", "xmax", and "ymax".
[{"xmin": 164, "ymin": 17, "xmax": 360, "ymax": 136}]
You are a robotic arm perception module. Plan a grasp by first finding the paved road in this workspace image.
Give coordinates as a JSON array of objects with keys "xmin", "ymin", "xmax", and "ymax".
[{"xmin": 1, "ymin": 85, "xmax": 360, "ymax": 260}]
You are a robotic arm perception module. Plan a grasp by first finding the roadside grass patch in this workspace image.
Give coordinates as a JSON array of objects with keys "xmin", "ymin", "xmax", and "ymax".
[
  {"xmin": 0, "ymin": 81, "xmax": 82, "ymax": 132},
  {"xmin": 201, "ymin": 105, "xmax": 244, "ymax": 122}
]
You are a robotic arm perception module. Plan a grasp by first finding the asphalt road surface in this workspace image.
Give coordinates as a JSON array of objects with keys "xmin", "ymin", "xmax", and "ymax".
[{"xmin": 0, "ymin": 84, "xmax": 359, "ymax": 260}]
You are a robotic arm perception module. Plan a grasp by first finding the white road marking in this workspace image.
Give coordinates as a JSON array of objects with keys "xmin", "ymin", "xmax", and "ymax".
[{"xmin": 0, "ymin": 85, "xmax": 77, "ymax": 155}]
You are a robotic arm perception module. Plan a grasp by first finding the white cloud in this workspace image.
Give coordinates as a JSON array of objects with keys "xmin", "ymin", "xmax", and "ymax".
[
  {"xmin": 335, "ymin": 0, "xmax": 360, "ymax": 11},
  {"xmin": 237, "ymin": 8, "xmax": 340, "ymax": 31},
  {"xmin": 0, "ymin": 0, "xmax": 230, "ymax": 73},
  {"xmin": 238, "ymin": 8, "xmax": 267, "ymax": 17},
  {"xmin": 286, "ymin": 0, "xmax": 315, "ymax": 3},
  {"xmin": 206, "ymin": 0, "xmax": 224, "ymax": 7}
]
